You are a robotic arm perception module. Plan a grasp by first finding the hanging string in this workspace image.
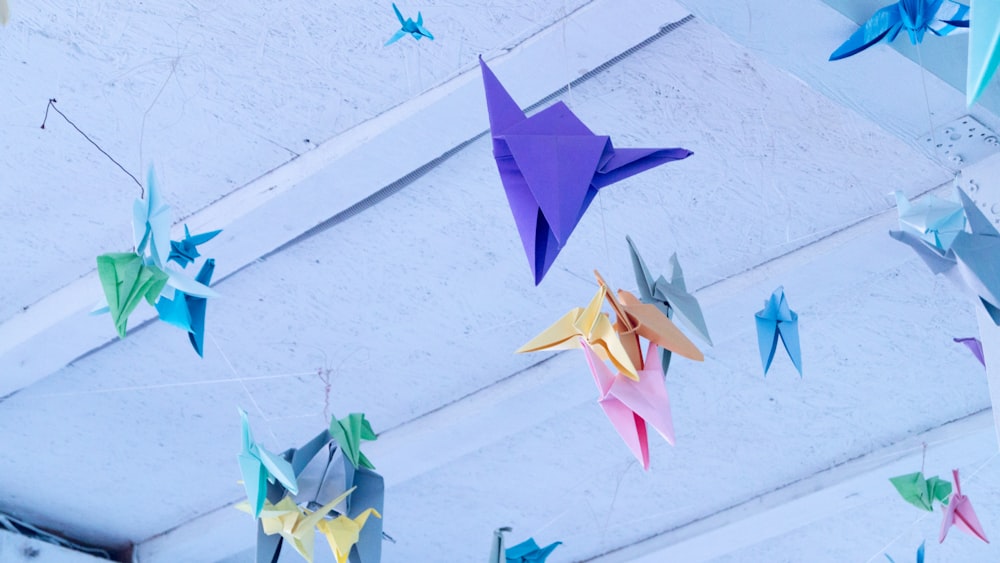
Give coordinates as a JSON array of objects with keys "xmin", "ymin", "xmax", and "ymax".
[
  {"xmin": 915, "ymin": 44, "xmax": 939, "ymax": 156},
  {"xmin": 863, "ymin": 450, "xmax": 1000, "ymax": 563},
  {"xmin": 40, "ymin": 99, "xmax": 145, "ymax": 197},
  {"xmin": 211, "ymin": 333, "xmax": 280, "ymax": 443},
  {"xmin": 23, "ymin": 369, "xmax": 321, "ymax": 399}
]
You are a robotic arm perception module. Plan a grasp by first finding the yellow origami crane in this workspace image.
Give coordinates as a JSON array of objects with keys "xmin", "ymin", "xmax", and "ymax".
[
  {"xmin": 517, "ymin": 284, "xmax": 638, "ymax": 379},
  {"xmin": 594, "ymin": 270, "xmax": 703, "ymax": 370},
  {"xmin": 235, "ymin": 487, "xmax": 356, "ymax": 563},
  {"xmin": 317, "ymin": 508, "xmax": 382, "ymax": 563}
]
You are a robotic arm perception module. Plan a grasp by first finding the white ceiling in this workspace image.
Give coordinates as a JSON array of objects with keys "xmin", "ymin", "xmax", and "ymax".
[{"xmin": 3, "ymin": 0, "xmax": 1000, "ymax": 562}]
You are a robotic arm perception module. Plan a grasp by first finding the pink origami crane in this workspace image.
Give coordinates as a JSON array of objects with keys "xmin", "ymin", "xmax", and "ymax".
[
  {"xmin": 579, "ymin": 337, "xmax": 675, "ymax": 470},
  {"xmin": 939, "ymin": 468, "xmax": 989, "ymax": 544}
]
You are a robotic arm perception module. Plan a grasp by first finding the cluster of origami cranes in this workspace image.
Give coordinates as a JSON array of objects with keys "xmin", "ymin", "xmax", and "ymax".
[{"xmin": 24, "ymin": 0, "xmax": 1000, "ymax": 560}]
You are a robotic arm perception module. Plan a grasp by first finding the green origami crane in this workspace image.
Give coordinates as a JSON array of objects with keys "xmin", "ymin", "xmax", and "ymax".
[
  {"xmin": 329, "ymin": 413, "xmax": 377, "ymax": 470},
  {"xmin": 96, "ymin": 253, "xmax": 168, "ymax": 338},
  {"xmin": 889, "ymin": 471, "xmax": 952, "ymax": 512}
]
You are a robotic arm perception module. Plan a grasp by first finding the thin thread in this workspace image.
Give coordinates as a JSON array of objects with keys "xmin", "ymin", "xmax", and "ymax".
[
  {"xmin": 23, "ymin": 370, "xmax": 320, "ymax": 399},
  {"xmin": 139, "ymin": 61, "xmax": 178, "ymax": 176},
  {"xmin": 864, "ymin": 450, "xmax": 1000, "ymax": 562},
  {"xmin": 40, "ymin": 99, "xmax": 145, "ymax": 196},
  {"xmin": 211, "ymin": 334, "xmax": 279, "ymax": 443},
  {"xmin": 915, "ymin": 44, "xmax": 938, "ymax": 154}
]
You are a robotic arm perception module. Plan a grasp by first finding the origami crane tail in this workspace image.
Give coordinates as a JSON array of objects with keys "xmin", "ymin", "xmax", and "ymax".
[
  {"xmin": 625, "ymin": 236, "xmax": 657, "ymax": 303},
  {"xmin": 955, "ymin": 337, "xmax": 986, "ymax": 366},
  {"xmin": 829, "ymin": 5, "xmax": 902, "ymax": 60},
  {"xmin": 967, "ymin": 0, "xmax": 1000, "ymax": 106},
  {"xmin": 591, "ymin": 147, "xmax": 693, "ymax": 189},
  {"xmin": 479, "ymin": 56, "xmax": 527, "ymax": 136}
]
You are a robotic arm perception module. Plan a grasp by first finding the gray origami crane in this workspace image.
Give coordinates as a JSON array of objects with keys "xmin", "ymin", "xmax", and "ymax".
[{"xmin": 626, "ymin": 236, "xmax": 712, "ymax": 374}]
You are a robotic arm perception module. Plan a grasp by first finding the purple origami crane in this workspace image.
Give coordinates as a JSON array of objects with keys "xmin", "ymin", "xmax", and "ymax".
[{"xmin": 479, "ymin": 56, "xmax": 693, "ymax": 284}]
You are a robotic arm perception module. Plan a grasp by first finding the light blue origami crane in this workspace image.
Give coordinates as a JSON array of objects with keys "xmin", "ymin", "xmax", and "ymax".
[
  {"xmin": 385, "ymin": 3, "xmax": 433, "ymax": 46},
  {"xmin": 966, "ymin": 0, "xmax": 1000, "ymax": 106},
  {"xmin": 237, "ymin": 409, "xmax": 299, "ymax": 518},
  {"xmin": 894, "ymin": 190, "xmax": 966, "ymax": 252},
  {"xmin": 755, "ymin": 287, "xmax": 802, "ymax": 377},
  {"xmin": 168, "ymin": 225, "xmax": 222, "ymax": 268},
  {"xmin": 155, "ymin": 259, "xmax": 215, "ymax": 356},
  {"xmin": 627, "ymin": 236, "xmax": 712, "ymax": 375},
  {"xmin": 131, "ymin": 167, "xmax": 219, "ymax": 297},
  {"xmin": 829, "ymin": 0, "xmax": 969, "ymax": 61},
  {"xmin": 885, "ymin": 541, "xmax": 925, "ymax": 563},
  {"xmin": 506, "ymin": 538, "xmax": 562, "ymax": 563}
]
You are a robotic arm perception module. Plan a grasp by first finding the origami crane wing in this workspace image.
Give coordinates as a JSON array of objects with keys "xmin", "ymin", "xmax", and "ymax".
[
  {"xmin": 168, "ymin": 225, "xmax": 222, "ymax": 268},
  {"xmin": 894, "ymin": 190, "xmax": 966, "ymax": 252},
  {"xmin": 491, "ymin": 528, "xmax": 512, "ymax": 563},
  {"xmin": 830, "ymin": 3, "xmax": 903, "ymax": 60},
  {"xmin": 939, "ymin": 469, "xmax": 989, "ymax": 543},
  {"xmin": 955, "ymin": 337, "xmax": 986, "ymax": 366},
  {"xmin": 967, "ymin": 0, "xmax": 1000, "ymax": 106},
  {"xmin": 317, "ymin": 508, "xmax": 381, "ymax": 563},
  {"xmin": 132, "ymin": 166, "xmax": 173, "ymax": 268},
  {"xmin": 238, "ymin": 409, "xmax": 299, "ymax": 517},
  {"xmin": 155, "ymin": 288, "xmax": 193, "ymax": 332},
  {"xmin": 754, "ymin": 287, "xmax": 802, "ymax": 376},
  {"xmin": 96, "ymin": 252, "xmax": 168, "ymax": 338},
  {"xmin": 155, "ymin": 259, "xmax": 215, "ymax": 356},
  {"xmin": 506, "ymin": 538, "xmax": 562, "ymax": 563},
  {"xmin": 951, "ymin": 189, "xmax": 1000, "ymax": 324},
  {"xmin": 329, "ymin": 413, "xmax": 377, "ymax": 470},
  {"xmin": 617, "ymin": 290, "xmax": 703, "ymax": 363},
  {"xmin": 517, "ymin": 285, "xmax": 638, "ymax": 379},
  {"xmin": 480, "ymin": 56, "xmax": 690, "ymax": 284},
  {"xmin": 889, "ymin": 471, "xmax": 952, "ymax": 511}
]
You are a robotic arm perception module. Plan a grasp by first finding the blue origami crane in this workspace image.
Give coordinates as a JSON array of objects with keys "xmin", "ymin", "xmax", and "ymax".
[
  {"xmin": 829, "ymin": 0, "xmax": 969, "ymax": 61},
  {"xmin": 168, "ymin": 225, "xmax": 222, "ymax": 268},
  {"xmin": 966, "ymin": 0, "xmax": 1000, "ymax": 106},
  {"xmin": 385, "ymin": 3, "xmax": 433, "ymax": 45},
  {"xmin": 755, "ymin": 287, "xmax": 802, "ymax": 376},
  {"xmin": 237, "ymin": 409, "xmax": 299, "ymax": 518},
  {"xmin": 627, "ymin": 236, "xmax": 712, "ymax": 374},
  {"xmin": 506, "ymin": 538, "xmax": 562, "ymax": 563},
  {"xmin": 155, "ymin": 259, "xmax": 215, "ymax": 356},
  {"xmin": 894, "ymin": 190, "xmax": 966, "ymax": 252},
  {"xmin": 885, "ymin": 541, "xmax": 925, "ymax": 563},
  {"xmin": 480, "ymin": 56, "xmax": 692, "ymax": 284}
]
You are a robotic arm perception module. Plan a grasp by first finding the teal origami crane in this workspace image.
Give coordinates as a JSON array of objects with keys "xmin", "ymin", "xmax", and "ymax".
[
  {"xmin": 755, "ymin": 287, "xmax": 802, "ymax": 376},
  {"xmin": 329, "ymin": 413, "xmax": 377, "ymax": 470},
  {"xmin": 506, "ymin": 538, "xmax": 562, "ymax": 563},
  {"xmin": 385, "ymin": 3, "xmax": 433, "ymax": 45},
  {"xmin": 627, "ymin": 236, "xmax": 712, "ymax": 374},
  {"xmin": 95, "ymin": 166, "xmax": 219, "ymax": 339},
  {"xmin": 885, "ymin": 541, "xmax": 925, "ymax": 563},
  {"xmin": 966, "ymin": 0, "xmax": 1000, "ymax": 106},
  {"xmin": 890, "ymin": 471, "xmax": 952, "ymax": 511},
  {"xmin": 237, "ymin": 409, "xmax": 299, "ymax": 518},
  {"xmin": 894, "ymin": 190, "xmax": 966, "ymax": 252},
  {"xmin": 155, "ymin": 259, "xmax": 215, "ymax": 356},
  {"xmin": 829, "ymin": 0, "xmax": 969, "ymax": 61},
  {"xmin": 168, "ymin": 225, "xmax": 222, "ymax": 268}
]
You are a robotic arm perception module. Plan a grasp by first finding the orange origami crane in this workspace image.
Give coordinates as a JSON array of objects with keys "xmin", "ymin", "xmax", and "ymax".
[
  {"xmin": 594, "ymin": 270, "xmax": 703, "ymax": 372},
  {"xmin": 580, "ymin": 337, "xmax": 675, "ymax": 469},
  {"xmin": 939, "ymin": 468, "xmax": 989, "ymax": 544}
]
